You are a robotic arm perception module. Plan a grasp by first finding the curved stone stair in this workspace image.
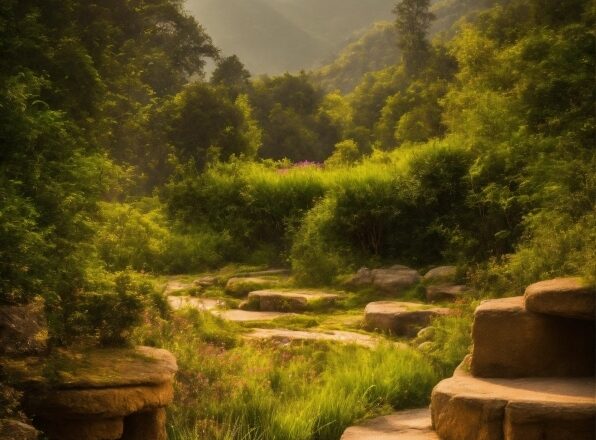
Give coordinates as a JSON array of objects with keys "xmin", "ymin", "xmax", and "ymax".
[{"xmin": 341, "ymin": 277, "xmax": 596, "ymax": 440}]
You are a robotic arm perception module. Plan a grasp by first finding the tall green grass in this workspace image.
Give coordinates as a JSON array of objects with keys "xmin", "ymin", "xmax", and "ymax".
[{"xmin": 137, "ymin": 309, "xmax": 440, "ymax": 440}]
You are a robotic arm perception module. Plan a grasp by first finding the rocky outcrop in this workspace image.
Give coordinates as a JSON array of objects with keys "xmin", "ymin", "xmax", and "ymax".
[
  {"xmin": 244, "ymin": 290, "xmax": 340, "ymax": 312},
  {"xmin": 347, "ymin": 265, "xmax": 421, "ymax": 295},
  {"xmin": 0, "ymin": 299, "xmax": 48, "ymax": 356},
  {"xmin": 471, "ymin": 296, "xmax": 594, "ymax": 378},
  {"xmin": 364, "ymin": 301, "xmax": 451, "ymax": 337},
  {"xmin": 341, "ymin": 408, "xmax": 438, "ymax": 439},
  {"xmin": 524, "ymin": 277, "xmax": 595, "ymax": 320},
  {"xmin": 430, "ymin": 276, "xmax": 596, "ymax": 440},
  {"xmin": 431, "ymin": 374, "xmax": 595, "ymax": 440},
  {"xmin": 2, "ymin": 346, "xmax": 177, "ymax": 440}
]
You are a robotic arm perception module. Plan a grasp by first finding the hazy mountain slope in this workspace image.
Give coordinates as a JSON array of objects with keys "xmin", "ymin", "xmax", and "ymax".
[
  {"xmin": 314, "ymin": 0, "xmax": 500, "ymax": 92},
  {"xmin": 185, "ymin": 0, "xmax": 395, "ymax": 74}
]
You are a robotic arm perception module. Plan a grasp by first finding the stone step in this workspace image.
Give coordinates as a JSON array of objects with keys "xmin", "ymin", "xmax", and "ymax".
[
  {"xmin": 471, "ymin": 296, "xmax": 594, "ymax": 378},
  {"xmin": 524, "ymin": 277, "xmax": 595, "ymax": 320},
  {"xmin": 244, "ymin": 289, "xmax": 340, "ymax": 312},
  {"xmin": 245, "ymin": 328, "xmax": 377, "ymax": 347},
  {"xmin": 364, "ymin": 301, "xmax": 451, "ymax": 337},
  {"xmin": 431, "ymin": 373, "xmax": 596, "ymax": 440},
  {"xmin": 213, "ymin": 309, "xmax": 293, "ymax": 322},
  {"xmin": 340, "ymin": 408, "xmax": 438, "ymax": 439}
]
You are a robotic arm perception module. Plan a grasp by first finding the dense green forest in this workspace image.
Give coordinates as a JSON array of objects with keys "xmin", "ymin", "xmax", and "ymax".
[{"xmin": 1, "ymin": 0, "xmax": 594, "ymax": 438}]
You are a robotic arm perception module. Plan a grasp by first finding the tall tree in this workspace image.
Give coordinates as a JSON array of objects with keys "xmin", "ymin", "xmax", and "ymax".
[{"xmin": 393, "ymin": 0, "xmax": 435, "ymax": 74}]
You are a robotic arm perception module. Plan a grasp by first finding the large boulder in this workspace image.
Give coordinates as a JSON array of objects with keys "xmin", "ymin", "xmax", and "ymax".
[
  {"xmin": 431, "ymin": 373, "xmax": 596, "ymax": 440},
  {"xmin": 423, "ymin": 266, "xmax": 457, "ymax": 284},
  {"xmin": 245, "ymin": 290, "xmax": 340, "ymax": 312},
  {"xmin": 225, "ymin": 277, "xmax": 279, "ymax": 296},
  {"xmin": 0, "ymin": 298, "xmax": 47, "ymax": 356},
  {"xmin": 3, "ymin": 346, "xmax": 177, "ymax": 440},
  {"xmin": 524, "ymin": 277, "xmax": 595, "ymax": 320},
  {"xmin": 364, "ymin": 301, "xmax": 451, "ymax": 337},
  {"xmin": 471, "ymin": 296, "xmax": 595, "ymax": 378},
  {"xmin": 347, "ymin": 266, "xmax": 421, "ymax": 295}
]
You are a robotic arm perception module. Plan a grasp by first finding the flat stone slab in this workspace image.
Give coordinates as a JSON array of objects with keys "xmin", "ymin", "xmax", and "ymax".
[
  {"xmin": 2, "ymin": 347, "xmax": 177, "ymax": 440},
  {"xmin": 246, "ymin": 290, "xmax": 340, "ymax": 312},
  {"xmin": 245, "ymin": 328, "xmax": 377, "ymax": 347},
  {"xmin": 341, "ymin": 408, "xmax": 438, "ymax": 439},
  {"xmin": 524, "ymin": 277, "xmax": 595, "ymax": 320},
  {"xmin": 213, "ymin": 310, "xmax": 292, "ymax": 322},
  {"xmin": 1, "ymin": 346, "xmax": 177, "ymax": 390},
  {"xmin": 431, "ymin": 373, "xmax": 596, "ymax": 440},
  {"xmin": 364, "ymin": 301, "xmax": 451, "ymax": 337},
  {"xmin": 471, "ymin": 296, "xmax": 595, "ymax": 378},
  {"xmin": 167, "ymin": 296, "xmax": 222, "ymax": 311}
]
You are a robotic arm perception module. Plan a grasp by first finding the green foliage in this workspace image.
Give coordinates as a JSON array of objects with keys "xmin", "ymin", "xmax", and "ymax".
[
  {"xmin": 393, "ymin": 0, "xmax": 435, "ymax": 74},
  {"xmin": 74, "ymin": 271, "xmax": 148, "ymax": 346}
]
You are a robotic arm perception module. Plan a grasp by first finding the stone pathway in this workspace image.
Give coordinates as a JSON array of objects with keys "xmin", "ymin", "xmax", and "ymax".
[
  {"xmin": 341, "ymin": 408, "xmax": 438, "ymax": 440},
  {"xmin": 245, "ymin": 328, "xmax": 377, "ymax": 347},
  {"xmin": 213, "ymin": 310, "xmax": 292, "ymax": 322},
  {"xmin": 164, "ymin": 280, "xmax": 193, "ymax": 295},
  {"xmin": 167, "ymin": 296, "xmax": 223, "ymax": 311},
  {"xmin": 245, "ymin": 289, "xmax": 341, "ymax": 311}
]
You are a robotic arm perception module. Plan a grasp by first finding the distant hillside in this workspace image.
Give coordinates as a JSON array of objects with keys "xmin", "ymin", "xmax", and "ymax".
[
  {"xmin": 314, "ymin": 0, "xmax": 499, "ymax": 92},
  {"xmin": 184, "ymin": 0, "xmax": 395, "ymax": 74}
]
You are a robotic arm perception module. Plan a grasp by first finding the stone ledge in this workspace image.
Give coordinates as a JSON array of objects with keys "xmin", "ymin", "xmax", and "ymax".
[{"xmin": 431, "ymin": 374, "xmax": 596, "ymax": 440}]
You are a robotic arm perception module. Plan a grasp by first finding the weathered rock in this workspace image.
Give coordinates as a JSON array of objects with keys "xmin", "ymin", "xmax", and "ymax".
[
  {"xmin": 0, "ymin": 298, "xmax": 47, "ymax": 356},
  {"xmin": 364, "ymin": 301, "xmax": 451, "ymax": 337},
  {"xmin": 471, "ymin": 296, "xmax": 595, "ymax": 378},
  {"xmin": 346, "ymin": 266, "xmax": 421, "ymax": 294},
  {"xmin": 424, "ymin": 266, "xmax": 457, "ymax": 284},
  {"xmin": 167, "ymin": 296, "xmax": 222, "ymax": 312},
  {"xmin": 3, "ymin": 346, "xmax": 177, "ymax": 440},
  {"xmin": 425, "ymin": 285, "xmax": 468, "ymax": 302},
  {"xmin": 213, "ymin": 309, "xmax": 292, "ymax": 322},
  {"xmin": 0, "ymin": 419, "xmax": 38, "ymax": 440},
  {"xmin": 246, "ymin": 290, "xmax": 340, "ymax": 312},
  {"xmin": 121, "ymin": 408, "xmax": 166, "ymax": 440},
  {"xmin": 341, "ymin": 408, "xmax": 438, "ymax": 440},
  {"xmin": 431, "ymin": 373, "xmax": 596, "ymax": 440},
  {"xmin": 225, "ymin": 277, "xmax": 279, "ymax": 296},
  {"xmin": 245, "ymin": 328, "xmax": 377, "ymax": 347},
  {"xmin": 193, "ymin": 276, "xmax": 219, "ymax": 288},
  {"xmin": 346, "ymin": 267, "xmax": 375, "ymax": 287},
  {"xmin": 524, "ymin": 277, "xmax": 595, "ymax": 320},
  {"xmin": 371, "ymin": 267, "xmax": 421, "ymax": 294}
]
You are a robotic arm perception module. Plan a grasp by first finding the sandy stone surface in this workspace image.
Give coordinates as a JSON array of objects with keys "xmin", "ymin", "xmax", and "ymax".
[
  {"xmin": 431, "ymin": 373, "xmax": 596, "ymax": 440},
  {"xmin": 213, "ymin": 309, "xmax": 292, "ymax": 322},
  {"xmin": 247, "ymin": 290, "xmax": 340, "ymax": 311},
  {"xmin": 524, "ymin": 277, "xmax": 595, "ymax": 320},
  {"xmin": 245, "ymin": 328, "xmax": 377, "ymax": 347},
  {"xmin": 341, "ymin": 408, "xmax": 438, "ymax": 440},
  {"xmin": 364, "ymin": 301, "xmax": 451, "ymax": 337},
  {"xmin": 471, "ymin": 296, "xmax": 594, "ymax": 378}
]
